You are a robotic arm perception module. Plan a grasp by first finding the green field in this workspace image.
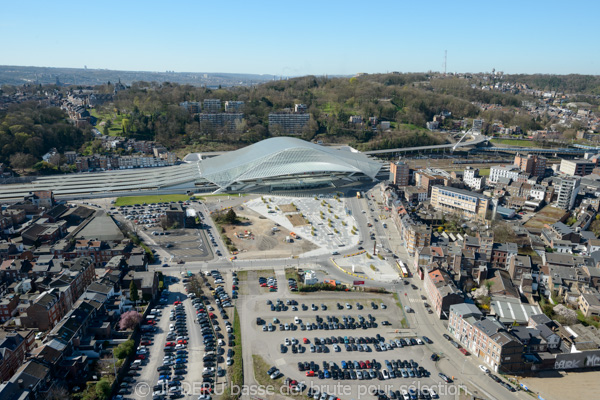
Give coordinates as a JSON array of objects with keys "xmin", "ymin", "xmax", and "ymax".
[
  {"xmin": 478, "ymin": 168, "xmax": 490, "ymax": 176},
  {"xmin": 114, "ymin": 194, "xmax": 191, "ymax": 206},
  {"xmin": 490, "ymin": 138, "xmax": 533, "ymax": 147}
]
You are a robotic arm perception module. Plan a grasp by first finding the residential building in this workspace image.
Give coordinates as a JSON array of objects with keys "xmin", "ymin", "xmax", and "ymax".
[
  {"xmin": 198, "ymin": 113, "xmax": 243, "ymax": 131},
  {"xmin": 294, "ymin": 104, "xmax": 308, "ymax": 113},
  {"xmin": 20, "ymin": 290, "xmax": 62, "ymax": 331},
  {"xmin": 0, "ymin": 294, "xmax": 20, "ymax": 322},
  {"xmin": 403, "ymin": 187, "xmax": 427, "ymax": 204},
  {"xmin": 414, "ymin": 170, "xmax": 446, "ymax": 197},
  {"xmin": 0, "ymin": 331, "xmax": 35, "ymax": 382},
  {"xmin": 556, "ymin": 176, "xmax": 580, "ymax": 210},
  {"xmin": 389, "ymin": 161, "xmax": 409, "ymax": 186},
  {"xmin": 508, "ymin": 255, "xmax": 532, "ymax": 282},
  {"xmin": 224, "ymin": 101, "xmax": 244, "ymax": 113},
  {"xmin": 0, "ymin": 359, "xmax": 53, "ymax": 400},
  {"xmin": 464, "ymin": 167, "xmax": 485, "ymax": 190},
  {"xmin": 449, "ymin": 307, "xmax": 524, "ymax": 372},
  {"xmin": 514, "ymin": 153, "xmax": 547, "ymax": 177},
  {"xmin": 180, "ymin": 101, "xmax": 201, "ymax": 114},
  {"xmin": 268, "ymin": 112, "xmax": 310, "ymax": 135},
  {"xmin": 397, "ymin": 214, "xmax": 431, "ymax": 256},
  {"xmin": 24, "ymin": 191, "xmax": 54, "ymax": 208},
  {"xmin": 489, "ymin": 165, "xmax": 529, "ymax": 184},
  {"xmin": 578, "ymin": 292, "xmax": 600, "ymax": 317},
  {"xmin": 203, "ymin": 99, "xmax": 221, "ymax": 113},
  {"xmin": 430, "ymin": 186, "xmax": 490, "ymax": 221},
  {"xmin": 560, "ymin": 158, "xmax": 597, "ymax": 177},
  {"xmin": 424, "ymin": 268, "xmax": 463, "ymax": 318}
]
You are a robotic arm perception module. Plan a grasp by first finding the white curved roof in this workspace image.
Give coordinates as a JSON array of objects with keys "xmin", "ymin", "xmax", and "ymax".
[{"xmin": 198, "ymin": 137, "xmax": 381, "ymax": 189}]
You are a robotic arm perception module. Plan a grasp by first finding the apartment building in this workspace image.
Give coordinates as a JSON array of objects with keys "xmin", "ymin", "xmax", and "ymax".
[
  {"xmin": 448, "ymin": 306, "xmax": 524, "ymax": 372},
  {"xmin": 556, "ymin": 176, "xmax": 580, "ymax": 210},
  {"xmin": 489, "ymin": 165, "xmax": 529, "ymax": 184},
  {"xmin": 224, "ymin": 101, "xmax": 244, "ymax": 113},
  {"xmin": 414, "ymin": 170, "xmax": 447, "ymax": 198},
  {"xmin": 0, "ymin": 331, "xmax": 35, "ymax": 382},
  {"xmin": 180, "ymin": 101, "xmax": 201, "ymax": 113},
  {"xmin": 559, "ymin": 158, "xmax": 597, "ymax": 177},
  {"xmin": 514, "ymin": 153, "xmax": 547, "ymax": 177},
  {"xmin": 424, "ymin": 268, "xmax": 463, "ymax": 318},
  {"xmin": 20, "ymin": 291, "xmax": 62, "ymax": 331},
  {"xmin": 198, "ymin": 113, "xmax": 243, "ymax": 131},
  {"xmin": 0, "ymin": 294, "xmax": 20, "ymax": 322},
  {"xmin": 463, "ymin": 167, "xmax": 485, "ymax": 190},
  {"xmin": 268, "ymin": 112, "xmax": 310, "ymax": 135},
  {"xmin": 203, "ymin": 99, "xmax": 221, "ymax": 113},
  {"xmin": 397, "ymin": 214, "xmax": 431, "ymax": 256},
  {"xmin": 430, "ymin": 186, "xmax": 490, "ymax": 221},
  {"xmin": 389, "ymin": 161, "xmax": 409, "ymax": 186}
]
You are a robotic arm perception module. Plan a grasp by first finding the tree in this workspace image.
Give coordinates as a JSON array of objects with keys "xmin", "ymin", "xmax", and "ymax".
[
  {"xmin": 225, "ymin": 208, "xmax": 238, "ymax": 224},
  {"xmin": 113, "ymin": 339, "xmax": 135, "ymax": 359},
  {"xmin": 119, "ymin": 310, "xmax": 142, "ymax": 330},
  {"xmin": 129, "ymin": 280, "xmax": 139, "ymax": 305},
  {"xmin": 9, "ymin": 152, "xmax": 36, "ymax": 173},
  {"xmin": 95, "ymin": 378, "xmax": 112, "ymax": 400}
]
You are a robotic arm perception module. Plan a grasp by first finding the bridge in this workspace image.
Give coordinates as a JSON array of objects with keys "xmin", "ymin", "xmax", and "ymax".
[
  {"xmin": 363, "ymin": 134, "xmax": 488, "ymax": 155},
  {"xmin": 472, "ymin": 146, "xmax": 596, "ymax": 155}
]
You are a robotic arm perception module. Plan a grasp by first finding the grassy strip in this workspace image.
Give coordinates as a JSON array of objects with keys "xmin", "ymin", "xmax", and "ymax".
[
  {"xmin": 230, "ymin": 307, "xmax": 244, "ymax": 386},
  {"xmin": 252, "ymin": 354, "xmax": 284, "ymax": 389},
  {"xmin": 490, "ymin": 138, "xmax": 533, "ymax": 147},
  {"xmin": 393, "ymin": 293, "xmax": 409, "ymax": 328},
  {"xmin": 114, "ymin": 194, "xmax": 191, "ymax": 206}
]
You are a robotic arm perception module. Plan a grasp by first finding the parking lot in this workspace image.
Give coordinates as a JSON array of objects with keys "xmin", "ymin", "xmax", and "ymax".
[
  {"xmin": 126, "ymin": 270, "xmax": 237, "ymax": 400},
  {"xmin": 241, "ymin": 288, "xmax": 455, "ymax": 400},
  {"xmin": 152, "ymin": 230, "xmax": 211, "ymax": 262}
]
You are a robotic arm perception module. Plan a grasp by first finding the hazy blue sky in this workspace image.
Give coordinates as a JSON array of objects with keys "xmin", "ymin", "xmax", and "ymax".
[{"xmin": 1, "ymin": 0, "xmax": 598, "ymax": 76}]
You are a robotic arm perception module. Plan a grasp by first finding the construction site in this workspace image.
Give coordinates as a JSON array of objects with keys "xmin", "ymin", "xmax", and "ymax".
[{"xmin": 220, "ymin": 206, "xmax": 317, "ymax": 259}]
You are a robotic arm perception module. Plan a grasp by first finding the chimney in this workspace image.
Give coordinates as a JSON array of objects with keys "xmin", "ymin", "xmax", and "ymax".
[{"xmin": 18, "ymin": 379, "xmax": 24, "ymax": 389}]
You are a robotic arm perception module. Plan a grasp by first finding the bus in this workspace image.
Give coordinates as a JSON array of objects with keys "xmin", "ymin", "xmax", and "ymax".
[{"xmin": 396, "ymin": 260, "xmax": 409, "ymax": 278}]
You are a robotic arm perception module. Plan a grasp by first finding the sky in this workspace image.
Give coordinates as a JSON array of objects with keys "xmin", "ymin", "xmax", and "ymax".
[{"xmin": 1, "ymin": 0, "xmax": 598, "ymax": 76}]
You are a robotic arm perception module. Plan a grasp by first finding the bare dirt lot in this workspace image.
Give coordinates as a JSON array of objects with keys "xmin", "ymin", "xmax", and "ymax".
[
  {"xmin": 279, "ymin": 204, "xmax": 297, "ymax": 213},
  {"xmin": 221, "ymin": 207, "xmax": 317, "ymax": 259},
  {"xmin": 286, "ymin": 213, "xmax": 309, "ymax": 227},
  {"xmin": 520, "ymin": 369, "xmax": 600, "ymax": 400}
]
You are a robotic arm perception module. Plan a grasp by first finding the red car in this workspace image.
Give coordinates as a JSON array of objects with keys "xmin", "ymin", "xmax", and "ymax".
[
  {"xmin": 303, "ymin": 338, "xmax": 309, "ymax": 344},
  {"xmin": 365, "ymin": 360, "xmax": 371, "ymax": 368},
  {"xmin": 135, "ymin": 354, "xmax": 145, "ymax": 360},
  {"xmin": 177, "ymin": 339, "xmax": 188, "ymax": 345},
  {"xmin": 289, "ymin": 380, "xmax": 298, "ymax": 387},
  {"xmin": 141, "ymin": 340, "xmax": 152, "ymax": 346},
  {"xmin": 200, "ymin": 388, "xmax": 212, "ymax": 394},
  {"xmin": 165, "ymin": 342, "xmax": 176, "ymax": 347},
  {"xmin": 146, "ymin": 320, "xmax": 156, "ymax": 325},
  {"xmin": 305, "ymin": 371, "xmax": 315, "ymax": 377},
  {"xmin": 260, "ymin": 283, "xmax": 267, "ymax": 287},
  {"xmin": 359, "ymin": 361, "xmax": 366, "ymax": 369},
  {"xmin": 174, "ymin": 301, "xmax": 182, "ymax": 305},
  {"xmin": 209, "ymin": 313, "xmax": 216, "ymax": 319}
]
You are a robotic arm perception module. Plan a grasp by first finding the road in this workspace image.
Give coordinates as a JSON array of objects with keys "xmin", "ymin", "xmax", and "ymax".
[{"xmin": 89, "ymin": 192, "xmax": 526, "ymax": 400}]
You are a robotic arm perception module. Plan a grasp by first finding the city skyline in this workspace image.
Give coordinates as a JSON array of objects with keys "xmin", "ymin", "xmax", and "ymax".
[{"xmin": 1, "ymin": 0, "xmax": 598, "ymax": 76}]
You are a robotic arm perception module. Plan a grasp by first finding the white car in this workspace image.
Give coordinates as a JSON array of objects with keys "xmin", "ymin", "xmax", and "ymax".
[
  {"xmin": 284, "ymin": 338, "xmax": 290, "ymax": 346},
  {"xmin": 401, "ymin": 390, "xmax": 409, "ymax": 400},
  {"xmin": 35, "ymin": 332, "xmax": 45, "ymax": 340},
  {"xmin": 478, "ymin": 365, "xmax": 490, "ymax": 374},
  {"xmin": 175, "ymin": 344, "xmax": 187, "ymax": 350},
  {"xmin": 429, "ymin": 388, "xmax": 439, "ymax": 399}
]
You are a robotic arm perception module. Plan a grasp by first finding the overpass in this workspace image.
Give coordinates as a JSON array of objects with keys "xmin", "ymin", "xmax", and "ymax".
[
  {"xmin": 472, "ymin": 146, "xmax": 596, "ymax": 155},
  {"xmin": 363, "ymin": 134, "xmax": 488, "ymax": 155}
]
